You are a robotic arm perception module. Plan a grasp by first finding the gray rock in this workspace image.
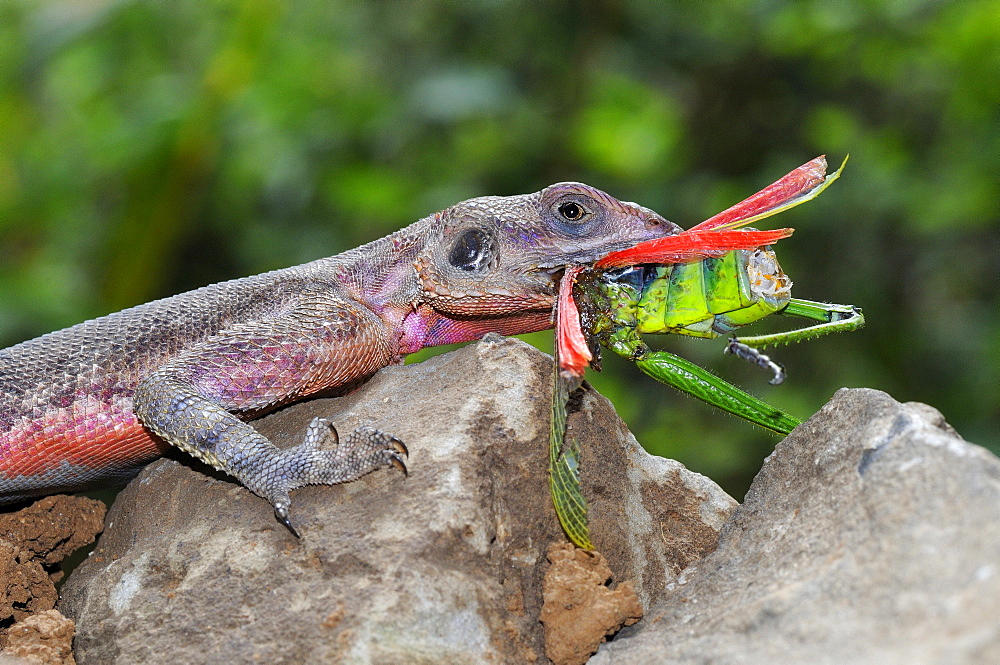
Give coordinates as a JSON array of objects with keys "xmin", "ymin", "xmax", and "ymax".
[
  {"xmin": 58, "ymin": 335, "xmax": 736, "ymax": 665},
  {"xmin": 592, "ymin": 388, "xmax": 1000, "ymax": 665}
]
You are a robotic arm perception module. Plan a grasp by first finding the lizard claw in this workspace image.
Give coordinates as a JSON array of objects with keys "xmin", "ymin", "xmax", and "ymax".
[
  {"xmin": 389, "ymin": 436, "xmax": 408, "ymax": 458},
  {"xmin": 273, "ymin": 499, "xmax": 301, "ymax": 538},
  {"xmin": 388, "ymin": 451, "xmax": 408, "ymax": 477}
]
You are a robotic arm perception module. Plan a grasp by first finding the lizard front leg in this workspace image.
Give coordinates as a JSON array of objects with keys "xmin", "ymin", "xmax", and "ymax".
[{"xmin": 132, "ymin": 293, "xmax": 408, "ymax": 535}]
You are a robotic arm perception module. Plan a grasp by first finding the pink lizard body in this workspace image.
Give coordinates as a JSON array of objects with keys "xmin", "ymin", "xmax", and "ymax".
[{"xmin": 0, "ymin": 182, "xmax": 677, "ymax": 532}]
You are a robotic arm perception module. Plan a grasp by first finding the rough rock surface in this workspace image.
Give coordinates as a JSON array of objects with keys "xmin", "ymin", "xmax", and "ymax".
[
  {"xmin": 539, "ymin": 542, "xmax": 642, "ymax": 665},
  {"xmin": 591, "ymin": 388, "xmax": 1000, "ymax": 665},
  {"xmin": 0, "ymin": 496, "xmax": 104, "ymax": 638},
  {"xmin": 0, "ymin": 542, "xmax": 53, "ymax": 631},
  {"xmin": 0, "ymin": 497, "xmax": 106, "ymax": 570},
  {"xmin": 0, "ymin": 610, "xmax": 75, "ymax": 665},
  {"xmin": 58, "ymin": 336, "xmax": 736, "ymax": 665}
]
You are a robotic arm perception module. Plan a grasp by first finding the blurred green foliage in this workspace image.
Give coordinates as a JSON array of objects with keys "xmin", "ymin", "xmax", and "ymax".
[{"xmin": 0, "ymin": 0, "xmax": 996, "ymax": 499}]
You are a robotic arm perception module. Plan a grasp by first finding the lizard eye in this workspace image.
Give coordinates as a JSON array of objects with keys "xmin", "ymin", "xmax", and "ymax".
[
  {"xmin": 448, "ymin": 228, "xmax": 493, "ymax": 272},
  {"xmin": 557, "ymin": 201, "xmax": 587, "ymax": 222}
]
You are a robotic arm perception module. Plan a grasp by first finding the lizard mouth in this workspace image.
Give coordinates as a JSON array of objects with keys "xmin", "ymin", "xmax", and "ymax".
[
  {"xmin": 532, "ymin": 245, "xmax": 634, "ymax": 271},
  {"xmin": 528, "ymin": 244, "xmax": 640, "ymax": 298}
]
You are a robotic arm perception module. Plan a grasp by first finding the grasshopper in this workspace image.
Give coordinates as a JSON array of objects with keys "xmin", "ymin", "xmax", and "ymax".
[{"xmin": 549, "ymin": 156, "xmax": 862, "ymax": 548}]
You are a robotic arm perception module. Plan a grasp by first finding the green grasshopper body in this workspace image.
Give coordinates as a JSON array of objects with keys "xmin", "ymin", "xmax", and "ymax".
[
  {"xmin": 577, "ymin": 246, "xmax": 863, "ymax": 436},
  {"xmin": 604, "ymin": 247, "xmax": 791, "ymax": 339}
]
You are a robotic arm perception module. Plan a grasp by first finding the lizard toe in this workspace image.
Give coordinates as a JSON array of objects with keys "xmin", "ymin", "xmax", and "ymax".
[{"xmin": 301, "ymin": 416, "xmax": 339, "ymax": 451}]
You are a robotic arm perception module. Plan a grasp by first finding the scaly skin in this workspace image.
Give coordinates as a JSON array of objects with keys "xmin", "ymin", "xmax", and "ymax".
[{"xmin": 0, "ymin": 182, "xmax": 678, "ymax": 533}]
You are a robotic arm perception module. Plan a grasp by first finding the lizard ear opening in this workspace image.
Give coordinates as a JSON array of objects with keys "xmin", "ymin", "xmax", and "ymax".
[
  {"xmin": 416, "ymin": 214, "xmax": 553, "ymax": 316},
  {"xmin": 448, "ymin": 228, "xmax": 494, "ymax": 272}
]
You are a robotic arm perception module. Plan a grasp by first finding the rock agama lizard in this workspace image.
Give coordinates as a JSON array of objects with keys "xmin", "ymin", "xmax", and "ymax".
[{"xmin": 0, "ymin": 183, "xmax": 678, "ymax": 534}]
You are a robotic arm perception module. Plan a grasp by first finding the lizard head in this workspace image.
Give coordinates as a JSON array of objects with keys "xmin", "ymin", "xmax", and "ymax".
[{"xmin": 415, "ymin": 182, "xmax": 680, "ymax": 316}]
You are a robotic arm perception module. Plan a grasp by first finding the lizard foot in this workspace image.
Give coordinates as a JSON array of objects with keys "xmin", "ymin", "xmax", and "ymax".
[
  {"xmin": 269, "ymin": 418, "xmax": 408, "ymax": 536},
  {"xmin": 294, "ymin": 417, "xmax": 408, "ymax": 479}
]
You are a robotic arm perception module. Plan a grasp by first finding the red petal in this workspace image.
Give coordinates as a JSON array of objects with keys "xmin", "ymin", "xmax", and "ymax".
[
  {"xmin": 595, "ymin": 228, "xmax": 793, "ymax": 268},
  {"xmin": 556, "ymin": 265, "xmax": 592, "ymax": 377},
  {"xmin": 687, "ymin": 156, "xmax": 827, "ymax": 232}
]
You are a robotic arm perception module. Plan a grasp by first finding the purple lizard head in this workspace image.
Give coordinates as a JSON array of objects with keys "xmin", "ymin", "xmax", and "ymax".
[{"xmin": 414, "ymin": 182, "xmax": 680, "ymax": 317}]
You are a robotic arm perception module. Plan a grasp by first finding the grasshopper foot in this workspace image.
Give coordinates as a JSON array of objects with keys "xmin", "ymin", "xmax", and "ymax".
[{"xmin": 726, "ymin": 338, "xmax": 786, "ymax": 385}]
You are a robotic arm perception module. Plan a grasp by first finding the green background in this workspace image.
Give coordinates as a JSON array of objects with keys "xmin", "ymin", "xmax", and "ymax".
[{"xmin": 1, "ymin": 1, "xmax": 996, "ymax": 499}]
